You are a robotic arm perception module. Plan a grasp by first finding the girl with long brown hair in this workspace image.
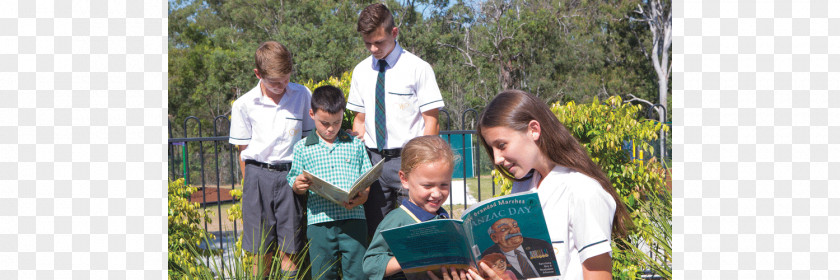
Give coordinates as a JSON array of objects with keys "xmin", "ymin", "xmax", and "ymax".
[{"xmin": 477, "ymin": 90, "xmax": 631, "ymax": 280}]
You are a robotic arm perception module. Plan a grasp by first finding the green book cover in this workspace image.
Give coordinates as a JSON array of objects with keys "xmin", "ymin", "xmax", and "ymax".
[{"xmin": 381, "ymin": 192, "xmax": 560, "ymax": 278}]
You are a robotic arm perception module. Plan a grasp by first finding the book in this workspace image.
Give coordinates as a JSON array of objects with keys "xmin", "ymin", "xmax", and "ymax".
[
  {"xmin": 302, "ymin": 158, "xmax": 384, "ymax": 205},
  {"xmin": 380, "ymin": 192, "xmax": 560, "ymax": 279}
]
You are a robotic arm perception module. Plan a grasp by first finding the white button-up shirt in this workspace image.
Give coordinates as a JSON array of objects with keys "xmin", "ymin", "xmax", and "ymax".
[
  {"xmin": 347, "ymin": 43, "xmax": 444, "ymax": 149},
  {"xmin": 229, "ymin": 81, "xmax": 314, "ymax": 164}
]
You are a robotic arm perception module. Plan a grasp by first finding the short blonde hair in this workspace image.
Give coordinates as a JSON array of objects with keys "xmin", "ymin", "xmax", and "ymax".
[
  {"xmin": 400, "ymin": 136, "xmax": 457, "ymax": 177},
  {"xmin": 254, "ymin": 41, "xmax": 293, "ymax": 78}
]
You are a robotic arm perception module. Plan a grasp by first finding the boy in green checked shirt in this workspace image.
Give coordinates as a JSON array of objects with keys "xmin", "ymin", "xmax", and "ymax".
[{"xmin": 288, "ymin": 85, "xmax": 372, "ymax": 280}]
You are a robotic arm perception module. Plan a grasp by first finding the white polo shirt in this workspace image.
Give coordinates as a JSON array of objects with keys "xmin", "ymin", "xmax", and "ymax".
[
  {"xmin": 511, "ymin": 165, "xmax": 616, "ymax": 280},
  {"xmin": 347, "ymin": 43, "xmax": 444, "ymax": 149},
  {"xmin": 229, "ymin": 81, "xmax": 314, "ymax": 164}
]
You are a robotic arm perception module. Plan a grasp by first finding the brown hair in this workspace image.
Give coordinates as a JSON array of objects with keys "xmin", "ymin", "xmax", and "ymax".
[
  {"xmin": 479, "ymin": 253, "xmax": 506, "ymax": 267},
  {"xmin": 400, "ymin": 136, "xmax": 457, "ymax": 177},
  {"xmin": 357, "ymin": 3, "xmax": 396, "ymax": 35},
  {"xmin": 476, "ymin": 90, "xmax": 630, "ymax": 238},
  {"xmin": 254, "ymin": 41, "xmax": 293, "ymax": 78}
]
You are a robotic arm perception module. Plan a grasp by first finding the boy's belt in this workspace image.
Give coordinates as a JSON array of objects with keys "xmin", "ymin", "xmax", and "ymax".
[
  {"xmin": 244, "ymin": 160, "xmax": 291, "ymax": 172},
  {"xmin": 368, "ymin": 147, "xmax": 402, "ymax": 158}
]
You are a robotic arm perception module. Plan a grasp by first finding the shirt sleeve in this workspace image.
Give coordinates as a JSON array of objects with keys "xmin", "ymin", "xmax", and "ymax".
[
  {"xmin": 286, "ymin": 142, "xmax": 305, "ymax": 189},
  {"xmin": 363, "ymin": 214, "xmax": 402, "ymax": 280},
  {"xmin": 301, "ymin": 87, "xmax": 315, "ymax": 137},
  {"xmin": 416, "ymin": 62, "xmax": 444, "ymax": 113},
  {"xmin": 359, "ymin": 140, "xmax": 373, "ymax": 174},
  {"xmin": 346, "ymin": 68, "xmax": 365, "ymax": 113},
  {"xmin": 228, "ymin": 99, "xmax": 251, "ymax": 145},
  {"xmin": 570, "ymin": 182, "xmax": 616, "ymax": 262}
]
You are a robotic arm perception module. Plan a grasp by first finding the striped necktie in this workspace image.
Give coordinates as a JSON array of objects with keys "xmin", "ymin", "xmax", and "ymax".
[
  {"xmin": 515, "ymin": 249, "xmax": 538, "ymax": 278},
  {"xmin": 375, "ymin": 59, "xmax": 387, "ymax": 151}
]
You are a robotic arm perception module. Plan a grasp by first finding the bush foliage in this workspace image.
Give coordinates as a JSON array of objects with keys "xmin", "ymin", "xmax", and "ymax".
[
  {"xmin": 168, "ymin": 178, "xmax": 215, "ymax": 279},
  {"xmin": 302, "ymin": 71, "xmax": 354, "ymax": 131},
  {"xmin": 552, "ymin": 95, "xmax": 670, "ymax": 278}
]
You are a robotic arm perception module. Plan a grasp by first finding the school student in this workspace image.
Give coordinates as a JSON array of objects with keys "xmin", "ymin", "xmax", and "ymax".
[
  {"xmin": 346, "ymin": 3, "xmax": 445, "ymax": 236},
  {"xmin": 477, "ymin": 89, "xmax": 632, "ymax": 280},
  {"xmin": 229, "ymin": 41, "xmax": 314, "ymax": 277},
  {"xmin": 287, "ymin": 85, "xmax": 372, "ymax": 279},
  {"xmin": 363, "ymin": 136, "xmax": 500, "ymax": 280}
]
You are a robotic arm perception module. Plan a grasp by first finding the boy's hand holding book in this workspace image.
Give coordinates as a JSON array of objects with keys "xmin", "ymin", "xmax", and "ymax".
[
  {"xmin": 343, "ymin": 186, "xmax": 371, "ymax": 210},
  {"xmin": 292, "ymin": 174, "xmax": 311, "ymax": 195}
]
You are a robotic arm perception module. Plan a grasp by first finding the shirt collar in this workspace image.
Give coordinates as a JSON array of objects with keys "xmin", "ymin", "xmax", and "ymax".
[
  {"xmin": 304, "ymin": 129, "xmax": 353, "ymax": 146},
  {"xmin": 400, "ymin": 197, "xmax": 450, "ymax": 221},
  {"xmin": 370, "ymin": 42, "xmax": 403, "ymax": 70},
  {"xmin": 255, "ymin": 80, "xmax": 288, "ymax": 106},
  {"xmin": 502, "ymin": 245, "xmax": 526, "ymax": 256}
]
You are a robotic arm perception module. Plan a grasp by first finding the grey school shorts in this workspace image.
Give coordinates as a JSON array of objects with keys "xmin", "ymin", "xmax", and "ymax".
[
  {"xmin": 241, "ymin": 163, "xmax": 306, "ymax": 255},
  {"xmin": 363, "ymin": 149, "xmax": 407, "ymax": 236}
]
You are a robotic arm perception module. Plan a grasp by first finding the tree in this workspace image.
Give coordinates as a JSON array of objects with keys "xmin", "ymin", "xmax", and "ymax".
[
  {"xmin": 628, "ymin": 0, "xmax": 671, "ymax": 162},
  {"xmin": 168, "ymin": 0, "xmax": 663, "ymax": 133},
  {"xmin": 634, "ymin": 0, "xmax": 671, "ymax": 109}
]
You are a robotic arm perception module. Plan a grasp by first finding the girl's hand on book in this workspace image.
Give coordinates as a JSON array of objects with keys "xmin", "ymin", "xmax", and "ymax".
[
  {"xmin": 292, "ymin": 174, "xmax": 311, "ymax": 195},
  {"xmin": 465, "ymin": 262, "xmax": 504, "ymax": 280},
  {"xmin": 427, "ymin": 266, "xmax": 474, "ymax": 280}
]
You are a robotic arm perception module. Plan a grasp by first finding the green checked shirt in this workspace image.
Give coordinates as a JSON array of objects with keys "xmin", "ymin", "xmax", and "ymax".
[{"xmin": 287, "ymin": 130, "xmax": 372, "ymax": 225}]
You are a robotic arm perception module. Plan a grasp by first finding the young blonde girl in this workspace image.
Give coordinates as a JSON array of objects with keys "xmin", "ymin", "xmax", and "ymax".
[
  {"xmin": 363, "ymin": 136, "xmax": 501, "ymax": 280},
  {"xmin": 477, "ymin": 90, "xmax": 631, "ymax": 280}
]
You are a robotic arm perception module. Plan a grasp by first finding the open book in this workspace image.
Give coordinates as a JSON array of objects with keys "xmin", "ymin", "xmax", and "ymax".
[
  {"xmin": 302, "ymin": 159, "xmax": 384, "ymax": 205},
  {"xmin": 381, "ymin": 192, "xmax": 559, "ymax": 279}
]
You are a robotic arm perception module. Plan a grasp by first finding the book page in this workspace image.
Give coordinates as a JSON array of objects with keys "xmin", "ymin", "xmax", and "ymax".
[
  {"xmin": 346, "ymin": 158, "xmax": 385, "ymax": 200},
  {"xmin": 302, "ymin": 170, "xmax": 349, "ymax": 205}
]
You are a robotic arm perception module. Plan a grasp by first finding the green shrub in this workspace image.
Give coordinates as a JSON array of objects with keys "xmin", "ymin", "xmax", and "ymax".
[
  {"xmin": 551, "ymin": 95, "xmax": 670, "ymax": 279},
  {"xmin": 619, "ymin": 186, "xmax": 672, "ymax": 279},
  {"xmin": 303, "ymin": 71, "xmax": 355, "ymax": 131},
  {"xmin": 552, "ymin": 95, "xmax": 669, "ymax": 210},
  {"xmin": 492, "ymin": 169, "xmax": 512, "ymax": 196},
  {"xmin": 168, "ymin": 178, "xmax": 215, "ymax": 278},
  {"xmin": 168, "ymin": 183, "xmax": 318, "ymax": 279}
]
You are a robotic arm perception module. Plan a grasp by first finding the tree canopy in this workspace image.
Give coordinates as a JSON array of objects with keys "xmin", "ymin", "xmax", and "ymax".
[{"xmin": 168, "ymin": 0, "xmax": 669, "ymax": 134}]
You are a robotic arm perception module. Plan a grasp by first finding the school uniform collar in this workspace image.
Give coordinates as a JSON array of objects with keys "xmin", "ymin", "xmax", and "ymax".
[
  {"xmin": 399, "ymin": 198, "xmax": 450, "ymax": 222},
  {"xmin": 370, "ymin": 42, "xmax": 403, "ymax": 71},
  {"xmin": 254, "ymin": 80, "xmax": 290, "ymax": 107},
  {"xmin": 304, "ymin": 129, "xmax": 353, "ymax": 146}
]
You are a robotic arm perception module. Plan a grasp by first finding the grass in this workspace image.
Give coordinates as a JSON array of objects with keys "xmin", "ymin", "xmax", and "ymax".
[
  {"xmin": 458, "ymin": 175, "xmax": 499, "ymax": 202},
  {"xmin": 441, "ymin": 175, "xmax": 502, "ymax": 219}
]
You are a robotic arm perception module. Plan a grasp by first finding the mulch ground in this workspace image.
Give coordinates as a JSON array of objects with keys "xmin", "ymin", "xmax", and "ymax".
[{"xmin": 190, "ymin": 187, "xmax": 235, "ymax": 204}]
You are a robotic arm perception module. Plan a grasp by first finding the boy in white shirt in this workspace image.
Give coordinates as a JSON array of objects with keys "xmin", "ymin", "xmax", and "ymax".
[
  {"xmin": 229, "ymin": 41, "xmax": 314, "ymax": 277},
  {"xmin": 347, "ymin": 3, "xmax": 445, "ymax": 237}
]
